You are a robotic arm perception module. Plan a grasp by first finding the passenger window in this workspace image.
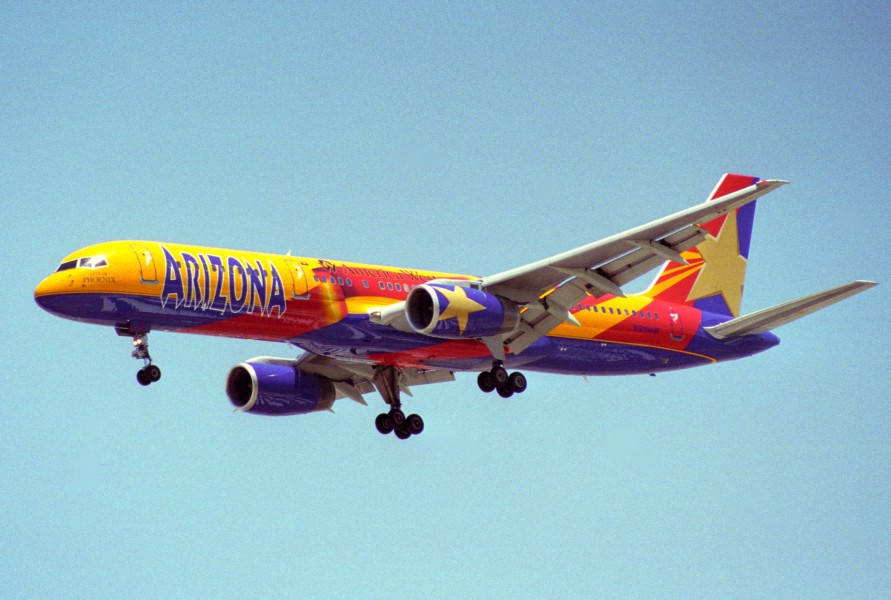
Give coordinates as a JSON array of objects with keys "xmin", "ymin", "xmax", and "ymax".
[
  {"xmin": 346, "ymin": 278, "xmax": 353, "ymax": 287},
  {"xmin": 337, "ymin": 277, "xmax": 344, "ymax": 285},
  {"xmin": 646, "ymin": 312, "xmax": 652, "ymax": 319},
  {"xmin": 654, "ymin": 313, "xmax": 660, "ymax": 320},
  {"xmin": 378, "ymin": 282, "xmax": 385, "ymax": 290},
  {"xmin": 363, "ymin": 280, "xmax": 369, "ymax": 288},
  {"xmin": 387, "ymin": 282, "xmax": 393, "ymax": 290}
]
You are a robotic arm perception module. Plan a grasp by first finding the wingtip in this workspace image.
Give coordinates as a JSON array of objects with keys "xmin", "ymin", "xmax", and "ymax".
[{"xmin": 757, "ymin": 178, "xmax": 791, "ymax": 187}]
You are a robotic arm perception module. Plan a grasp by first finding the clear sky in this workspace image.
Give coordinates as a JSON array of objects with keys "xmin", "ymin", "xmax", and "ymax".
[{"xmin": 2, "ymin": 2, "xmax": 889, "ymax": 598}]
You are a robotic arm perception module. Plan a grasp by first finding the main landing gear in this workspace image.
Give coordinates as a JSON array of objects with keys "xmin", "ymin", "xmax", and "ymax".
[
  {"xmin": 371, "ymin": 363, "xmax": 528, "ymax": 438},
  {"xmin": 372, "ymin": 366, "xmax": 424, "ymax": 440},
  {"xmin": 477, "ymin": 361, "xmax": 527, "ymax": 398},
  {"xmin": 116, "ymin": 323, "xmax": 161, "ymax": 386}
]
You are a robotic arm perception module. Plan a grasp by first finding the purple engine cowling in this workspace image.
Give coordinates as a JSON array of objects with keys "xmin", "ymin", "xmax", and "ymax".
[
  {"xmin": 405, "ymin": 283, "xmax": 519, "ymax": 339},
  {"xmin": 226, "ymin": 360, "xmax": 335, "ymax": 416}
]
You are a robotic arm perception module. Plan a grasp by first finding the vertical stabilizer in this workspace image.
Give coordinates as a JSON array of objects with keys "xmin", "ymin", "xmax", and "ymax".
[{"xmin": 640, "ymin": 174, "xmax": 760, "ymax": 317}]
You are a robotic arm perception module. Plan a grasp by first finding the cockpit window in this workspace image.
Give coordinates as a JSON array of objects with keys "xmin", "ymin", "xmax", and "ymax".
[
  {"xmin": 56, "ymin": 255, "xmax": 109, "ymax": 272},
  {"xmin": 78, "ymin": 256, "xmax": 108, "ymax": 269}
]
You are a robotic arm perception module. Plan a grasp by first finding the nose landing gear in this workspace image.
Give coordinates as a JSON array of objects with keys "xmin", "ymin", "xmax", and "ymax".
[{"xmin": 116, "ymin": 322, "xmax": 162, "ymax": 386}]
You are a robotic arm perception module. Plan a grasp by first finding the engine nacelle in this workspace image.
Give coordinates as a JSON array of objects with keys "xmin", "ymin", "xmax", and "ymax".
[
  {"xmin": 226, "ymin": 359, "xmax": 335, "ymax": 416},
  {"xmin": 405, "ymin": 283, "xmax": 519, "ymax": 339}
]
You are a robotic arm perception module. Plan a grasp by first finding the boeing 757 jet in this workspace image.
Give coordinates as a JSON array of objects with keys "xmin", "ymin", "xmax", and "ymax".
[{"xmin": 35, "ymin": 174, "xmax": 876, "ymax": 439}]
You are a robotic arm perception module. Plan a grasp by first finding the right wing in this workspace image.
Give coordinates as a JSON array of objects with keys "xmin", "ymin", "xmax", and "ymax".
[
  {"xmin": 483, "ymin": 178, "xmax": 788, "ymax": 353},
  {"xmin": 368, "ymin": 177, "xmax": 787, "ymax": 356}
]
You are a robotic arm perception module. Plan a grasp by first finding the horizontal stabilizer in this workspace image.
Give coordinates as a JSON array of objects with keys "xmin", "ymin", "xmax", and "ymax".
[{"xmin": 704, "ymin": 280, "xmax": 877, "ymax": 339}]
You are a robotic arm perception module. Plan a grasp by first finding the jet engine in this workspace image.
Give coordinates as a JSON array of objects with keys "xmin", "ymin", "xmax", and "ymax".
[
  {"xmin": 226, "ymin": 359, "xmax": 335, "ymax": 416},
  {"xmin": 405, "ymin": 283, "xmax": 519, "ymax": 339}
]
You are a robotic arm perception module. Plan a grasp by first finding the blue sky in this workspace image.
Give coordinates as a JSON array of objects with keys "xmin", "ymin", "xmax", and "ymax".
[{"xmin": 2, "ymin": 2, "xmax": 889, "ymax": 598}]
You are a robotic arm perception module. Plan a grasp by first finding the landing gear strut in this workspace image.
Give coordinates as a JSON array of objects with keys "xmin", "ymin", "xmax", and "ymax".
[
  {"xmin": 372, "ymin": 365, "xmax": 424, "ymax": 440},
  {"xmin": 477, "ymin": 361, "xmax": 527, "ymax": 398},
  {"xmin": 116, "ymin": 322, "xmax": 161, "ymax": 386}
]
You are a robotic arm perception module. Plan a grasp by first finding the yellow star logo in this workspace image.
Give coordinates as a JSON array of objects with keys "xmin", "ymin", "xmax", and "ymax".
[
  {"xmin": 687, "ymin": 211, "xmax": 747, "ymax": 317},
  {"xmin": 437, "ymin": 286, "xmax": 486, "ymax": 334}
]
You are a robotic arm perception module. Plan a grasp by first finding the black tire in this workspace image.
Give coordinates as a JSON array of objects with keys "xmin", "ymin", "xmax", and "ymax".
[
  {"xmin": 136, "ymin": 368, "xmax": 151, "ymax": 386},
  {"xmin": 507, "ymin": 371, "xmax": 527, "ymax": 394},
  {"xmin": 492, "ymin": 366, "xmax": 508, "ymax": 386},
  {"xmin": 496, "ymin": 386, "xmax": 514, "ymax": 398},
  {"xmin": 147, "ymin": 365, "xmax": 162, "ymax": 382},
  {"xmin": 375, "ymin": 413, "xmax": 394, "ymax": 435},
  {"xmin": 394, "ymin": 427, "xmax": 411, "ymax": 440},
  {"xmin": 477, "ymin": 371, "xmax": 496, "ymax": 393},
  {"xmin": 406, "ymin": 413, "xmax": 425, "ymax": 435},
  {"xmin": 389, "ymin": 408, "xmax": 406, "ymax": 426}
]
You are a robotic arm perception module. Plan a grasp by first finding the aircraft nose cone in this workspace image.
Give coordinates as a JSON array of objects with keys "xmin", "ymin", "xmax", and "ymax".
[
  {"xmin": 34, "ymin": 273, "xmax": 76, "ymax": 316},
  {"xmin": 35, "ymin": 275, "xmax": 57, "ymax": 305}
]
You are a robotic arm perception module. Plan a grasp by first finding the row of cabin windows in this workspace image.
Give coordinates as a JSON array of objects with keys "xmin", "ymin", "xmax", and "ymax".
[
  {"xmin": 313, "ymin": 274, "xmax": 417, "ymax": 293},
  {"xmin": 575, "ymin": 303, "xmax": 660, "ymax": 320}
]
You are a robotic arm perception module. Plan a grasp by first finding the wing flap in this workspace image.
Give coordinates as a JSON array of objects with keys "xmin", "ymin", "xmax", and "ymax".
[
  {"xmin": 489, "ymin": 180, "xmax": 787, "ymax": 355},
  {"xmin": 287, "ymin": 353, "xmax": 455, "ymax": 402},
  {"xmin": 704, "ymin": 280, "xmax": 877, "ymax": 339}
]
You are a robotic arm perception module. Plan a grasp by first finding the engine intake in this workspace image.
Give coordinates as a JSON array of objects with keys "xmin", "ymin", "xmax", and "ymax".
[
  {"xmin": 405, "ymin": 283, "xmax": 519, "ymax": 339},
  {"xmin": 226, "ymin": 360, "xmax": 335, "ymax": 416}
]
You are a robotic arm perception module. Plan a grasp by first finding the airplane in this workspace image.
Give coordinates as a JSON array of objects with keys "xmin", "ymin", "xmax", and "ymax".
[{"xmin": 34, "ymin": 174, "xmax": 876, "ymax": 439}]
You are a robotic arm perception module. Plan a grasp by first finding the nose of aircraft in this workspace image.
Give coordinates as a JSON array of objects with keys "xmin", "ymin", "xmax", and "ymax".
[
  {"xmin": 34, "ymin": 244, "xmax": 123, "ymax": 320},
  {"xmin": 34, "ymin": 271, "xmax": 76, "ymax": 315}
]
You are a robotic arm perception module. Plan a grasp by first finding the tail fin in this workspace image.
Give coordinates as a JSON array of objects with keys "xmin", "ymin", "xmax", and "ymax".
[{"xmin": 640, "ymin": 174, "xmax": 760, "ymax": 318}]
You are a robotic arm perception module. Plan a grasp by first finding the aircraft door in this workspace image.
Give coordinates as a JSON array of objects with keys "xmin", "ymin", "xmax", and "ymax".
[
  {"xmin": 284, "ymin": 260, "xmax": 311, "ymax": 299},
  {"xmin": 130, "ymin": 244, "xmax": 159, "ymax": 284},
  {"xmin": 668, "ymin": 307, "xmax": 684, "ymax": 341}
]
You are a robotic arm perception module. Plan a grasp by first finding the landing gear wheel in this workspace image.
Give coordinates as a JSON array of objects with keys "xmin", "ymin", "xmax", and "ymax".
[
  {"xmin": 477, "ymin": 371, "xmax": 496, "ymax": 393},
  {"xmin": 375, "ymin": 413, "xmax": 394, "ymax": 435},
  {"xmin": 389, "ymin": 408, "xmax": 406, "ymax": 427},
  {"xmin": 146, "ymin": 364, "xmax": 162, "ymax": 383},
  {"xmin": 136, "ymin": 368, "xmax": 151, "ymax": 386},
  {"xmin": 492, "ymin": 366, "xmax": 509, "ymax": 387},
  {"xmin": 406, "ymin": 413, "xmax": 424, "ymax": 435},
  {"xmin": 507, "ymin": 371, "xmax": 527, "ymax": 394},
  {"xmin": 394, "ymin": 427, "xmax": 411, "ymax": 440},
  {"xmin": 496, "ymin": 386, "xmax": 514, "ymax": 398}
]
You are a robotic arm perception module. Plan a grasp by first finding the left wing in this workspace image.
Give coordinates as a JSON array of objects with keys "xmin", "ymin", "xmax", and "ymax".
[
  {"xmin": 287, "ymin": 353, "xmax": 455, "ymax": 406},
  {"xmin": 484, "ymin": 178, "xmax": 788, "ymax": 353}
]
